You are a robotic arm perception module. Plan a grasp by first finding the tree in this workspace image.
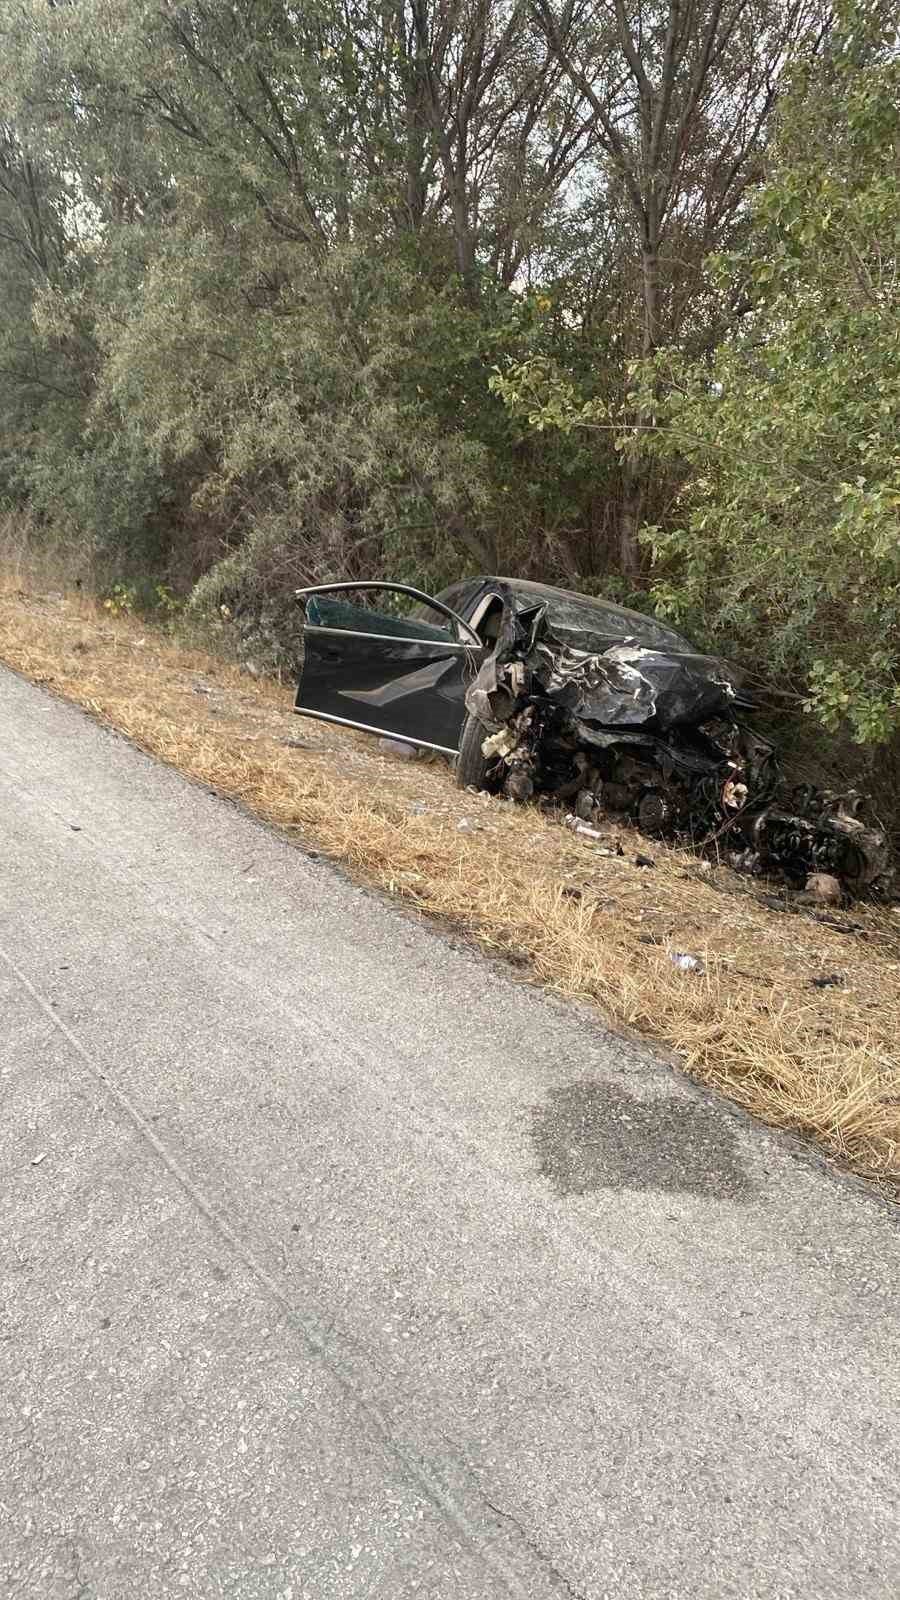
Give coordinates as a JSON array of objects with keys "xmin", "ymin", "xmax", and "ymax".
[
  {"xmin": 526, "ymin": 0, "xmax": 831, "ymax": 571},
  {"xmin": 635, "ymin": 15, "xmax": 900, "ymax": 744}
]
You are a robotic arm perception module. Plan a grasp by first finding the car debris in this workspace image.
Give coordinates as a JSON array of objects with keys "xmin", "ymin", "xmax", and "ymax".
[
  {"xmin": 464, "ymin": 599, "xmax": 891, "ymax": 897},
  {"xmin": 669, "ymin": 951, "xmax": 705, "ymax": 974},
  {"xmin": 564, "ymin": 813, "xmax": 606, "ymax": 841}
]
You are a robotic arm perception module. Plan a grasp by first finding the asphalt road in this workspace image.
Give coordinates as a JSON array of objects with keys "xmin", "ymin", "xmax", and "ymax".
[{"xmin": 2, "ymin": 664, "xmax": 899, "ymax": 1600}]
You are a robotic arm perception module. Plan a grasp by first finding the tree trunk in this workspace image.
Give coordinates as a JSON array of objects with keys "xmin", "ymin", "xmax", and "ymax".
[
  {"xmin": 618, "ymin": 466, "xmax": 644, "ymax": 580},
  {"xmin": 641, "ymin": 239, "xmax": 660, "ymax": 358},
  {"xmin": 450, "ymin": 179, "xmax": 479, "ymax": 305},
  {"xmin": 617, "ymin": 236, "xmax": 661, "ymax": 578}
]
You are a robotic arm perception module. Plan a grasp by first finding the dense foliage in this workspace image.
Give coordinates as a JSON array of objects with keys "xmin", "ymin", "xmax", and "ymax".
[
  {"xmin": 0, "ymin": 0, "xmax": 897, "ymax": 764},
  {"xmin": 639, "ymin": 40, "xmax": 900, "ymax": 745},
  {"xmin": 491, "ymin": 4, "xmax": 900, "ymax": 754}
]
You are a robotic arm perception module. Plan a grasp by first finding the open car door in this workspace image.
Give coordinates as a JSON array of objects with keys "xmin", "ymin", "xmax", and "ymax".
[{"xmin": 294, "ymin": 582, "xmax": 484, "ymax": 754}]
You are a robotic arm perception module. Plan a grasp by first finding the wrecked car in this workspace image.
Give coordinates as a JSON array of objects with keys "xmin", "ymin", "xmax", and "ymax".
[{"xmin": 293, "ymin": 577, "xmax": 890, "ymax": 894}]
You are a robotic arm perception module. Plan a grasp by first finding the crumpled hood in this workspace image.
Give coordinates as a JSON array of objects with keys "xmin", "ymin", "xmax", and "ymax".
[
  {"xmin": 535, "ymin": 641, "xmax": 738, "ymax": 730},
  {"xmin": 466, "ymin": 600, "xmax": 739, "ymax": 734}
]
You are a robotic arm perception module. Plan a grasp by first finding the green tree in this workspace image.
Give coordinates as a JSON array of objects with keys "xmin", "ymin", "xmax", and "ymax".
[{"xmin": 637, "ymin": 15, "xmax": 900, "ymax": 745}]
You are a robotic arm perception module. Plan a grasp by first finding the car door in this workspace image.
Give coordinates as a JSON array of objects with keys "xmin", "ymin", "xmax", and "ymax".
[{"xmin": 294, "ymin": 582, "xmax": 485, "ymax": 754}]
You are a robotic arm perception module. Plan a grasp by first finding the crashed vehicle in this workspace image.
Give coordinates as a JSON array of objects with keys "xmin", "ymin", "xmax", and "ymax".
[{"xmin": 293, "ymin": 577, "xmax": 890, "ymax": 894}]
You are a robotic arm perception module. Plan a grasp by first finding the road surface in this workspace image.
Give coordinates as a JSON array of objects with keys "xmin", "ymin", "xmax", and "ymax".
[{"xmin": 1, "ymin": 664, "xmax": 898, "ymax": 1599}]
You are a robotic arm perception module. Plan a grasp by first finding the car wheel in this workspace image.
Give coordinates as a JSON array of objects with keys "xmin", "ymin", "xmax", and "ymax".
[{"xmin": 455, "ymin": 712, "xmax": 493, "ymax": 791}]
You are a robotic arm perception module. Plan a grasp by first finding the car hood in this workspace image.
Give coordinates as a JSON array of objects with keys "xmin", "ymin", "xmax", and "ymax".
[
  {"xmin": 535, "ymin": 640, "xmax": 740, "ymax": 731},
  {"xmin": 467, "ymin": 599, "xmax": 743, "ymax": 735}
]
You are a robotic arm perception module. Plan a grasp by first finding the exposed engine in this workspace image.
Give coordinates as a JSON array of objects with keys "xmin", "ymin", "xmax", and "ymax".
[{"xmin": 465, "ymin": 600, "xmax": 891, "ymax": 896}]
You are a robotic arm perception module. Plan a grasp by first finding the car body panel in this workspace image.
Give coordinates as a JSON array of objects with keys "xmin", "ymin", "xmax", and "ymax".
[{"xmin": 294, "ymin": 582, "xmax": 484, "ymax": 752}]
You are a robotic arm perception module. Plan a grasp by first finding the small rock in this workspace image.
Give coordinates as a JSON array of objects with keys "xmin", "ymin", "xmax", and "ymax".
[
  {"xmin": 456, "ymin": 817, "xmax": 482, "ymax": 833},
  {"xmin": 634, "ymin": 854, "xmax": 656, "ymax": 869},
  {"xmin": 802, "ymin": 873, "xmax": 843, "ymax": 907},
  {"xmin": 281, "ymin": 736, "xmax": 312, "ymax": 749},
  {"xmin": 811, "ymin": 973, "xmax": 843, "ymax": 989},
  {"xmin": 377, "ymin": 737, "xmax": 419, "ymax": 760},
  {"xmin": 505, "ymin": 770, "xmax": 534, "ymax": 802},
  {"xmin": 241, "ymin": 661, "xmax": 262, "ymax": 678}
]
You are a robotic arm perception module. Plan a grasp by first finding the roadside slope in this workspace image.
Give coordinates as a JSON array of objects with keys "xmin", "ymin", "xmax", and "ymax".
[{"xmin": 1, "ymin": 576, "xmax": 899, "ymax": 1186}]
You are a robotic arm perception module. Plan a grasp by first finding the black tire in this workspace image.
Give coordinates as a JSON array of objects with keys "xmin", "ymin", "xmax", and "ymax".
[{"xmin": 455, "ymin": 712, "xmax": 493, "ymax": 791}]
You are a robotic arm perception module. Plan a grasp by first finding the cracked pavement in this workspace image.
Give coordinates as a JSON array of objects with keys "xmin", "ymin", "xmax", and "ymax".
[{"xmin": 1, "ymin": 664, "xmax": 899, "ymax": 1599}]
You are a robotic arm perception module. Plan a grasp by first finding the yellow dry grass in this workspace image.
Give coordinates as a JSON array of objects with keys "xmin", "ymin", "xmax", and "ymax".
[{"xmin": 2, "ymin": 570, "xmax": 899, "ymax": 1190}]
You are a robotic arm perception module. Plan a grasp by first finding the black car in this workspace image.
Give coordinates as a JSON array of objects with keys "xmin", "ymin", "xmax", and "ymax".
[
  {"xmin": 293, "ymin": 576, "xmax": 890, "ymax": 891},
  {"xmin": 293, "ymin": 575, "xmax": 717, "ymax": 770}
]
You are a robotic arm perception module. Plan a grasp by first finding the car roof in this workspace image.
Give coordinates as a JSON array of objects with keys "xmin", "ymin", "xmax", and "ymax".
[{"xmin": 481, "ymin": 576, "xmax": 693, "ymax": 652}]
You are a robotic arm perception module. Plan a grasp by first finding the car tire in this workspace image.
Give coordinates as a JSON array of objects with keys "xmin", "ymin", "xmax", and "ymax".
[{"xmin": 455, "ymin": 712, "xmax": 492, "ymax": 791}]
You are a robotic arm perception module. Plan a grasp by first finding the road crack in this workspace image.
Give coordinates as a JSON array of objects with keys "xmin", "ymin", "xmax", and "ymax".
[{"xmin": 485, "ymin": 1496, "xmax": 590, "ymax": 1600}]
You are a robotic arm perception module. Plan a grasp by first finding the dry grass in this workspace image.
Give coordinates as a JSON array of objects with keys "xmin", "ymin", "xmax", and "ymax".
[{"xmin": 2, "ymin": 569, "xmax": 900, "ymax": 1191}]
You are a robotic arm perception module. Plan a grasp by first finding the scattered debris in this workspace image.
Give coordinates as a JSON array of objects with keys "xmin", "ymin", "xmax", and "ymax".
[
  {"xmin": 669, "ymin": 951, "xmax": 705, "ymax": 974},
  {"xmin": 465, "ymin": 593, "xmax": 892, "ymax": 898},
  {"xmin": 562, "ymin": 813, "xmax": 624, "ymax": 853},
  {"xmin": 564, "ymin": 813, "xmax": 605, "ymax": 841},
  {"xmin": 812, "ymin": 913, "xmax": 865, "ymax": 935},
  {"xmin": 31, "ymin": 1152, "xmax": 47, "ymax": 1166}
]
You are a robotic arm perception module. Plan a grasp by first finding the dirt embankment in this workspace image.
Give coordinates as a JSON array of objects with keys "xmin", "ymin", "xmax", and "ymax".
[{"xmin": 2, "ymin": 575, "xmax": 899, "ymax": 1192}]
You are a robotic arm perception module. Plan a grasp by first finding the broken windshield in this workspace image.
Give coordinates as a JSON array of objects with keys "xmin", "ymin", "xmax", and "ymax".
[{"xmin": 510, "ymin": 586, "xmax": 693, "ymax": 654}]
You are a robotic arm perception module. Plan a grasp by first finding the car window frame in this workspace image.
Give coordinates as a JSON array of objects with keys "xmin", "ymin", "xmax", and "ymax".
[{"xmin": 295, "ymin": 581, "xmax": 482, "ymax": 651}]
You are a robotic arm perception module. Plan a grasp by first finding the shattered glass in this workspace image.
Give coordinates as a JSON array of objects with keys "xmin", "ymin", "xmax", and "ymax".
[{"xmin": 464, "ymin": 593, "xmax": 891, "ymax": 897}]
